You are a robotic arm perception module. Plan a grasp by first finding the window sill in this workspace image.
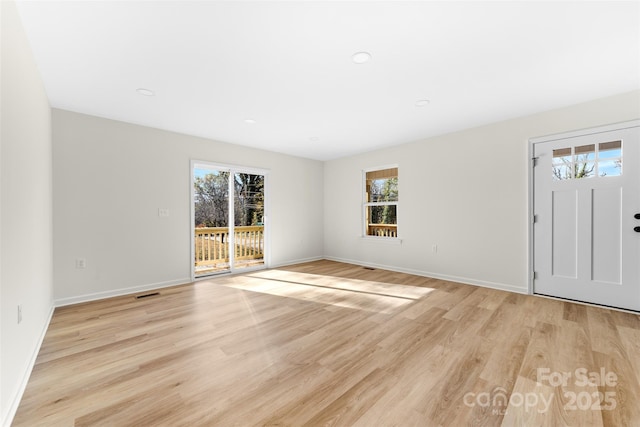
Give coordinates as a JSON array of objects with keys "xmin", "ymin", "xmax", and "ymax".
[{"xmin": 360, "ymin": 236, "xmax": 402, "ymax": 245}]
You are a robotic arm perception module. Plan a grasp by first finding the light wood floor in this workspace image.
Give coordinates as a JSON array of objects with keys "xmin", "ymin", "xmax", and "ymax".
[{"xmin": 13, "ymin": 260, "xmax": 640, "ymax": 426}]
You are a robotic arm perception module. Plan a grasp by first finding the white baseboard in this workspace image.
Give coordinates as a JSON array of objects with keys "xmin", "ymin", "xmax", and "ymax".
[
  {"xmin": 54, "ymin": 277, "xmax": 192, "ymax": 307},
  {"xmin": 3, "ymin": 304, "xmax": 55, "ymax": 427},
  {"xmin": 323, "ymin": 256, "xmax": 528, "ymax": 295},
  {"xmin": 55, "ymin": 258, "xmax": 326, "ymax": 307}
]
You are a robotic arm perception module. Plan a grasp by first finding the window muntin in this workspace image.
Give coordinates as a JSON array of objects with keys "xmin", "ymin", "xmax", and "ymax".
[
  {"xmin": 364, "ymin": 167, "xmax": 398, "ymax": 237},
  {"xmin": 552, "ymin": 140, "xmax": 622, "ymax": 180}
]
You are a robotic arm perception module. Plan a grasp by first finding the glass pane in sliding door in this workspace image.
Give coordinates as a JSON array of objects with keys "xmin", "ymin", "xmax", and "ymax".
[
  {"xmin": 232, "ymin": 172, "xmax": 265, "ymax": 269},
  {"xmin": 193, "ymin": 168, "xmax": 230, "ymax": 276}
]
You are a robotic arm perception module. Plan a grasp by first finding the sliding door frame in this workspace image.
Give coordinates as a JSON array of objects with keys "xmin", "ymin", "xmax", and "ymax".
[{"xmin": 190, "ymin": 159, "xmax": 270, "ymax": 280}]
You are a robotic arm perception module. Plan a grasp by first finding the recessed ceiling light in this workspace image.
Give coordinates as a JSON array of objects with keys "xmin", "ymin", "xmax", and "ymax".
[
  {"xmin": 309, "ymin": 137, "xmax": 320, "ymax": 142},
  {"xmin": 136, "ymin": 88, "xmax": 155, "ymax": 96},
  {"xmin": 244, "ymin": 119, "xmax": 256, "ymax": 124},
  {"xmin": 352, "ymin": 51, "xmax": 372, "ymax": 64},
  {"xmin": 415, "ymin": 99, "xmax": 431, "ymax": 107}
]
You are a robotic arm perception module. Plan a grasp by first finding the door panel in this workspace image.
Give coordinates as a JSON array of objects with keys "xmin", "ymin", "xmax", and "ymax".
[
  {"xmin": 533, "ymin": 124, "xmax": 640, "ymax": 311},
  {"xmin": 551, "ymin": 189, "xmax": 577, "ymax": 278},
  {"xmin": 592, "ymin": 187, "xmax": 621, "ymax": 284}
]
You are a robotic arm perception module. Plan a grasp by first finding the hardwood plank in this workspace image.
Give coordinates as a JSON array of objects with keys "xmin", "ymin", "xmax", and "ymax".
[
  {"xmin": 302, "ymin": 368, "xmax": 399, "ymax": 426},
  {"xmin": 592, "ymin": 350, "xmax": 640, "ymax": 426},
  {"xmin": 12, "ymin": 260, "xmax": 640, "ymax": 426}
]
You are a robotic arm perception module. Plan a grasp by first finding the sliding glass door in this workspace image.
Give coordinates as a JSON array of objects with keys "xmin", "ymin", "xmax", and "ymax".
[{"xmin": 192, "ymin": 162, "xmax": 267, "ymax": 278}]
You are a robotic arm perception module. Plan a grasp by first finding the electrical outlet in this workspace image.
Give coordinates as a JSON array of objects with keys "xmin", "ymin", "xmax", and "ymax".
[
  {"xmin": 158, "ymin": 208, "xmax": 169, "ymax": 218},
  {"xmin": 18, "ymin": 305, "xmax": 22, "ymax": 324},
  {"xmin": 432, "ymin": 244, "xmax": 438, "ymax": 253},
  {"xmin": 76, "ymin": 258, "xmax": 86, "ymax": 269}
]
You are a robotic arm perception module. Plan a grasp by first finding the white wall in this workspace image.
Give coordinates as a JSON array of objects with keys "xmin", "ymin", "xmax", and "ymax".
[
  {"xmin": 324, "ymin": 90, "xmax": 640, "ymax": 293},
  {"xmin": 0, "ymin": 1, "xmax": 54, "ymax": 424},
  {"xmin": 52, "ymin": 109, "xmax": 324, "ymax": 303}
]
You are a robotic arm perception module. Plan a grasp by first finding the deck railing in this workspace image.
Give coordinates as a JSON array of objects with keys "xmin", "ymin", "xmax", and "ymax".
[
  {"xmin": 195, "ymin": 226, "xmax": 264, "ymax": 267},
  {"xmin": 368, "ymin": 224, "xmax": 397, "ymax": 237}
]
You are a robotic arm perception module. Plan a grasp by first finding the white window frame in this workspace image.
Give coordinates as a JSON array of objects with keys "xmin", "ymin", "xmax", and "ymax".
[{"xmin": 362, "ymin": 164, "xmax": 400, "ymax": 242}]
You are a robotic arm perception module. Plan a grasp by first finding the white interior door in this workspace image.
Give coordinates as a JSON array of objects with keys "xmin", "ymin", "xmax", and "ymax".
[{"xmin": 532, "ymin": 122, "xmax": 640, "ymax": 311}]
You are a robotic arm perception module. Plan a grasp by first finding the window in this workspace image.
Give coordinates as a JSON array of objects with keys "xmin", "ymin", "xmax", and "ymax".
[
  {"xmin": 552, "ymin": 140, "xmax": 622, "ymax": 180},
  {"xmin": 364, "ymin": 166, "xmax": 398, "ymax": 237}
]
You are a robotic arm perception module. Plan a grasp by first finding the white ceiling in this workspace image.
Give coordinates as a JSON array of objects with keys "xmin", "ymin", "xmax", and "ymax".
[{"xmin": 16, "ymin": 1, "xmax": 640, "ymax": 161}]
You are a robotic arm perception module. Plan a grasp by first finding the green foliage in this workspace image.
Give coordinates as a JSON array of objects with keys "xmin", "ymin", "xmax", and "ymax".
[
  {"xmin": 368, "ymin": 177, "xmax": 398, "ymax": 225},
  {"xmin": 369, "ymin": 177, "xmax": 398, "ymax": 203}
]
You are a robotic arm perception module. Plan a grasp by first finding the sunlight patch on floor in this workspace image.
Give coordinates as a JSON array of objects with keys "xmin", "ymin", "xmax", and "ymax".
[{"xmin": 221, "ymin": 270, "xmax": 435, "ymax": 314}]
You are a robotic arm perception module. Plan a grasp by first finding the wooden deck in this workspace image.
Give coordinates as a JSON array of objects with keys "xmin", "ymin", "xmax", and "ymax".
[
  {"xmin": 12, "ymin": 260, "xmax": 640, "ymax": 426},
  {"xmin": 194, "ymin": 226, "xmax": 264, "ymax": 276}
]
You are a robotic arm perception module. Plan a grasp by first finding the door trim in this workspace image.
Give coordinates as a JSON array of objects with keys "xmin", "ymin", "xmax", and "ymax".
[
  {"xmin": 190, "ymin": 159, "xmax": 270, "ymax": 281},
  {"xmin": 528, "ymin": 119, "xmax": 640, "ymax": 298}
]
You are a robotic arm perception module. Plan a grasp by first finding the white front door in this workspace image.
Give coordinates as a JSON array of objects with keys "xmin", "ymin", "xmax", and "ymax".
[{"xmin": 532, "ymin": 121, "xmax": 640, "ymax": 311}]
